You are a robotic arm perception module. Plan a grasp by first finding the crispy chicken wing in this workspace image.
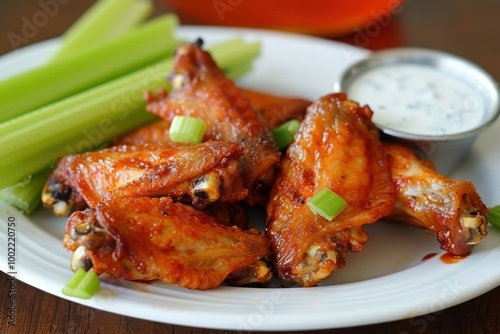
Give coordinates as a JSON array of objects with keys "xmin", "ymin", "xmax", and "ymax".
[
  {"xmin": 63, "ymin": 196, "xmax": 270, "ymax": 290},
  {"xmin": 42, "ymin": 141, "xmax": 247, "ymax": 215},
  {"xmin": 146, "ymin": 41, "xmax": 281, "ymax": 206},
  {"xmin": 383, "ymin": 141, "xmax": 488, "ymax": 256},
  {"xmin": 266, "ymin": 93, "xmax": 396, "ymax": 286},
  {"xmin": 115, "ymin": 88, "xmax": 311, "ymax": 146}
]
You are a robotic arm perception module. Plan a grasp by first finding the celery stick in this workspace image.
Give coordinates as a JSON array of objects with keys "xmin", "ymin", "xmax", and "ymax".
[
  {"xmin": 225, "ymin": 62, "xmax": 254, "ymax": 80},
  {"xmin": 210, "ymin": 40, "xmax": 261, "ymax": 74},
  {"xmin": 487, "ymin": 205, "xmax": 500, "ymax": 228},
  {"xmin": 0, "ymin": 58, "xmax": 173, "ymax": 172},
  {"xmin": 51, "ymin": 0, "xmax": 153, "ymax": 61},
  {"xmin": 0, "ymin": 111, "xmax": 158, "ymax": 188},
  {"xmin": 0, "ymin": 14, "xmax": 180, "ymax": 123},
  {"xmin": 0, "ymin": 112, "xmax": 157, "ymax": 210},
  {"xmin": 0, "ymin": 39, "xmax": 261, "ymax": 189},
  {"xmin": 0, "ymin": 169, "xmax": 52, "ymax": 215}
]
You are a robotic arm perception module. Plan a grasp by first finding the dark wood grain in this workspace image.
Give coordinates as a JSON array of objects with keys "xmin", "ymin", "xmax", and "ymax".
[{"xmin": 1, "ymin": 0, "xmax": 499, "ymax": 333}]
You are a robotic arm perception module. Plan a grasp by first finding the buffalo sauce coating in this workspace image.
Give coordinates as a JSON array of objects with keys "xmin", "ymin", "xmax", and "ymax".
[
  {"xmin": 64, "ymin": 197, "xmax": 270, "ymax": 290},
  {"xmin": 266, "ymin": 93, "xmax": 396, "ymax": 286}
]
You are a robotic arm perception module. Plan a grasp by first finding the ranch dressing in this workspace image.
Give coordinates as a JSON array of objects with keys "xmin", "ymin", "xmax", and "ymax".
[{"xmin": 346, "ymin": 63, "xmax": 485, "ymax": 136}]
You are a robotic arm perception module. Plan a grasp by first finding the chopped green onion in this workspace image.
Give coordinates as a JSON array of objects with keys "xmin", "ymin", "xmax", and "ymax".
[
  {"xmin": 62, "ymin": 268, "xmax": 100, "ymax": 299},
  {"xmin": 0, "ymin": 14, "xmax": 180, "ymax": 123},
  {"xmin": 307, "ymin": 188, "xmax": 347, "ymax": 221},
  {"xmin": 51, "ymin": 0, "xmax": 153, "ymax": 61},
  {"xmin": 169, "ymin": 116, "xmax": 207, "ymax": 144},
  {"xmin": 271, "ymin": 119, "xmax": 301, "ymax": 150},
  {"xmin": 487, "ymin": 205, "xmax": 500, "ymax": 228}
]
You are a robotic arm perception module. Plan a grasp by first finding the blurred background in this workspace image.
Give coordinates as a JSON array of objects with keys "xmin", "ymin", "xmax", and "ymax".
[{"xmin": 1, "ymin": 0, "xmax": 499, "ymax": 79}]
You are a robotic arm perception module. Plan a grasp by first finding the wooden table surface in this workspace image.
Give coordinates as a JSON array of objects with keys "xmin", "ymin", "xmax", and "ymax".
[{"xmin": 1, "ymin": 0, "xmax": 500, "ymax": 333}]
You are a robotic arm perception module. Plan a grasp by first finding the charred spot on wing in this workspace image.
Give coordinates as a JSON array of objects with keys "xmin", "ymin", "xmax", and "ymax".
[
  {"xmin": 173, "ymin": 38, "xmax": 203, "ymax": 55},
  {"xmin": 224, "ymin": 259, "xmax": 273, "ymax": 287},
  {"xmin": 42, "ymin": 174, "xmax": 76, "ymax": 217},
  {"xmin": 193, "ymin": 37, "xmax": 204, "ymax": 48},
  {"xmin": 54, "ymin": 186, "xmax": 72, "ymax": 202}
]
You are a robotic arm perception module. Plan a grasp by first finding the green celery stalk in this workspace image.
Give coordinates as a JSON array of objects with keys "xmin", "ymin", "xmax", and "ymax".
[
  {"xmin": 0, "ymin": 112, "xmax": 157, "ymax": 213},
  {"xmin": 51, "ymin": 0, "xmax": 153, "ymax": 61},
  {"xmin": 487, "ymin": 205, "xmax": 500, "ymax": 228},
  {"xmin": 0, "ymin": 14, "xmax": 180, "ymax": 123},
  {"xmin": 225, "ymin": 62, "xmax": 254, "ymax": 80},
  {"xmin": 0, "ymin": 169, "xmax": 52, "ymax": 215},
  {"xmin": 0, "ymin": 39, "xmax": 261, "ymax": 189},
  {"xmin": 0, "ymin": 112, "xmax": 158, "ymax": 188},
  {"xmin": 210, "ymin": 38, "xmax": 262, "ymax": 74}
]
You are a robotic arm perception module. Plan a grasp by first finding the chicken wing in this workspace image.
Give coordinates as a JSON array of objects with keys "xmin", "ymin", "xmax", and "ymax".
[
  {"xmin": 64, "ymin": 196, "xmax": 270, "ymax": 290},
  {"xmin": 146, "ymin": 41, "xmax": 281, "ymax": 206},
  {"xmin": 115, "ymin": 88, "xmax": 311, "ymax": 146},
  {"xmin": 42, "ymin": 141, "xmax": 247, "ymax": 215},
  {"xmin": 383, "ymin": 141, "xmax": 488, "ymax": 256},
  {"xmin": 266, "ymin": 93, "xmax": 396, "ymax": 286}
]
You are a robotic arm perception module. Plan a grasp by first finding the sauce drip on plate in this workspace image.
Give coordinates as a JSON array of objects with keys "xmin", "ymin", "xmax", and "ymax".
[
  {"xmin": 421, "ymin": 252, "xmax": 437, "ymax": 261},
  {"xmin": 440, "ymin": 252, "xmax": 468, "ymax": 264}
]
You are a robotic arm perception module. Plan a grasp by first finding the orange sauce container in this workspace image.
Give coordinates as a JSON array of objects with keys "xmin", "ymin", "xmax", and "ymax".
[{"xmin": 163, "ymin": 0, "xmax": 405, "ymax": 36}]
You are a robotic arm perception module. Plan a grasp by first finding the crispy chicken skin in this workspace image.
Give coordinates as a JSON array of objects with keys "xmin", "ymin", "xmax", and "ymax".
[
  {"xmin": 63, "ymin": 196, "xmax": 270, "ymax": 290},
  {"xmin": 241, "ymin": 88, "xmax": 311, "ymax": 129},
  {"xmin": 146, "ymin": 41, "xmax": 281, "ymax": 206},
  {"xmin": 266, "ymin": 93, "xmax": 396, "ymax": 286},
  {"xmin": 42, "ymin": 141, "xmax": 247, "ymax": 215},
  {"xmin": 383, "ymin": 142, "xmax": 488, "ymax": 256},
  {"xmin": 203, "ymin": 202, "xmax": 249, "ymax": 229},
  {"xmin": 113, "ymin": 119, "xmax": 172, "ymax": 146}
]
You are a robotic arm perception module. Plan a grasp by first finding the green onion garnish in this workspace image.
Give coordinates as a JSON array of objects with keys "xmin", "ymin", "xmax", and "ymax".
[
  {"xmin": 62, "ymin": 268, "xmax": 100, "ymax": 299},
  {"xmin": 169, "ymin": 116, "xmax": 207, "ymax": 144},
  {"xmin": 271, "ymin": 119, "xmax": 301, "ymax": 150},
  {"xmin": 487, "ymin": 205, "xmax": 500, "ymax": 228},
  {"xmin": 307, "ymin": 188, "xmax": 347, "ymax": 221}
]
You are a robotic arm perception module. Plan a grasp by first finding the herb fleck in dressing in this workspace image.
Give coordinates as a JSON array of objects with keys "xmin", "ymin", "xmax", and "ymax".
[{"xmin": 346, "ymin": 63, "xmax": 485, "ymax": 136}]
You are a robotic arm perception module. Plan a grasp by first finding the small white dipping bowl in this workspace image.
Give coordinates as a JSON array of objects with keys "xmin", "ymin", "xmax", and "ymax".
[{"xmin": 335, "ymin": 48, "xmax": 500, "ymax": 175}]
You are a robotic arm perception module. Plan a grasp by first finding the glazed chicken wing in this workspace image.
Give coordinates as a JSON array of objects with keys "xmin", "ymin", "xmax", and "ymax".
[
  {"xmin": 43, "ymin": 141, "xmax": 247, "ymax": 215},
  {"xmin": 266, "ymin": 93, "xmax": 396, "ymax": 286},
  {"xmin": 146, "ymin": 41, "xmax": 281, "ymax": 206},
  {"xmin": 115, "ymin": 88, "xmax": 312, "ymax": 147},
  {"xmin": 383, "ymin": 142, "xmax": 488, "ymax": 256},
  {"xmin": 64, "ymin": 196, "xmax": 270, "ymax": 290}
]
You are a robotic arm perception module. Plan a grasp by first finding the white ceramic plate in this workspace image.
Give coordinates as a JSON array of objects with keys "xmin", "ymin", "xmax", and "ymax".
[{"xmin": 1, "ymin": 27, "xmax": 500, "ymax": 331}]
